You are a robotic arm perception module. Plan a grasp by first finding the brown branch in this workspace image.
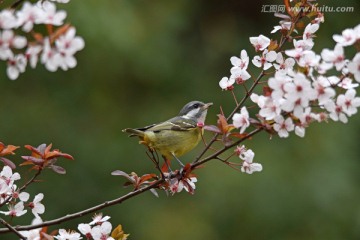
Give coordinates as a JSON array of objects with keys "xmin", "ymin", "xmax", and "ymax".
[
  {"xmin": 0, "ymin": 179, "xmax": 164, "ymax": 233},
  {"xmin": 0, "ymin": 218, "xmax": 26, "ymax": 239},
  {"xmin": 0, "ymin": 127, "xmax": 264, "ymax": 235},
  {"xmin": 192, "ymin": 128, "xmax": 264, "ymax": 168},
  {"xmin": 0, "ymin": 129, "xmax": 264, "ymax": 234},
  {"xmin": 9, "ymin": 0, "xmax": 24, "ymax": 9}
]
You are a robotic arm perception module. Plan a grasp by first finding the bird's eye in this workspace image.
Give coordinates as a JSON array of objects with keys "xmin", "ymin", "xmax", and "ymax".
[{"xmin": 192, "ymin": 103, "xmax": 199, "ymax": 108}]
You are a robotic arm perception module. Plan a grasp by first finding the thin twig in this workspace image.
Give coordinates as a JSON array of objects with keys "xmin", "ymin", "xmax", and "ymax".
[{"xmin": 0, "ymin": 218, "xmax": 26, "ymax": 239}]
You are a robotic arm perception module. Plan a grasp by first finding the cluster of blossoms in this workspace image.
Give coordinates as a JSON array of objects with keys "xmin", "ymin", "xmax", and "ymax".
[
  {"xmin": 219, "ymin": 8, "xmax": 360, "ymax": 173},
  {"xmin": 0, "ymin": 0, "xmax": 84, "ymax": 80},
  {"xmin": 0, "ymin": 143, "xmax": 130, "ymax": 239},
  {"xmin": 0, "ymin": 166, "xmax": 45, "ymax": 219},
  {"xmin": 234, "ymin": 145, "xmax": 262, "ymax": 174},
  {"xmin": 19, "ymin": 213, "xmax": 129, "ymax": 240},
  {"xmin": 168, "ymin": 175, "xmax": 197, "ymax": 195}
]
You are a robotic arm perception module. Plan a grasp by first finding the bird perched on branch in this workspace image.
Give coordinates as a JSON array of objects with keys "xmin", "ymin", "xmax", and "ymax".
[{"xmin": 123, "ymin": 101, "xmax": 213, "ymax": 166}]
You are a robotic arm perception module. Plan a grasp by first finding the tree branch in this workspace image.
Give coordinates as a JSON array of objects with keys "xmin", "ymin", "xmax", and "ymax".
[
  {"xmin": 9, "ymin": 0, "xmax": 25, "ymax": 9},
  {"xmin": 0, "ymin": 218, "xmax": 26, "ymax": 239},
  {"xmin": 193, "ymin": 128, "xmax": 264, "ymax": 168},
  {"xmin": 0, "ymin": 179, "xmax": 164, "ymax": 233}
]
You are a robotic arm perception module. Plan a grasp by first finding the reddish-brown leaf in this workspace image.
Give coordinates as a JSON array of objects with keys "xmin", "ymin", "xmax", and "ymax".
[
  {"xmin": 0, "ymin": 143, "xmax": 19, "ymax": 156},
  {"xmin": 217, "ymin": 114, "xmax": 228, "ymax": 133},
  {"xmin": 50, "ymin": 23, "xmax": 71, "ymax": 43},
  {"xmin": 139, "ymin": 174, "xmax": 157, "ymax": 184},
  {"xmin": 24, "ymin": 145, "xmax": 43, "ymax": 157},
  {"xmin": 229, "ymin": 132, "xmax": 248, "ymax": 139},
  {"xmin": 21, "ymin": 156, "xmax": 45, "ymax": 165}
]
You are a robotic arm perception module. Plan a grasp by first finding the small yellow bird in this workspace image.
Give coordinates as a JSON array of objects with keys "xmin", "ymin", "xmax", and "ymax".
[{"xmin": 123, "ymin": 101, "xmax": 213, "ymax": 166}]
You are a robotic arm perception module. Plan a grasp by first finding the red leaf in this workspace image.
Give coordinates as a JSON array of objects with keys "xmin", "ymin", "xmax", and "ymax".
[
  {"xmin": 24, "ymin": 145, "xmax": 43, "ymax": 157},
  {"xmin": 229, "ymin": 132, "xmax": 248, "ymax": 139},
  {"xmin": 21, "ymin": 156, "xmax": 45, "ymax": 165},
  {"xmin": 0, "ymin": 144, "xmax": 19, "ymax": 156},
  {"xmin": 139, "ymin": 174, "xmax": 157, "ymax": 184},
  {"xmin": 161, "ymin": 160, "xmax": 171, "ymax": 172}
]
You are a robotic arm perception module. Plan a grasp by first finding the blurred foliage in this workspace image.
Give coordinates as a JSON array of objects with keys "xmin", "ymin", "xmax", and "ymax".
[{"xmin": 1, "ymin": 0, "xmax": 360, "ymax": 239}]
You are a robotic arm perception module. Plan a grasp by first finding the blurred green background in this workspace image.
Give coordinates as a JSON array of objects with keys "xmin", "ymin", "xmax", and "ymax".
[{"xmin": 1, "ymin": 0, "xmax": 360, "ymax": 239}]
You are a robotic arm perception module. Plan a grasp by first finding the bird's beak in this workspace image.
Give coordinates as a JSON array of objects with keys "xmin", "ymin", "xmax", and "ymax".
[{"xmin": 202, "ymin": 102, "xmax": 213, "ymax": 110}]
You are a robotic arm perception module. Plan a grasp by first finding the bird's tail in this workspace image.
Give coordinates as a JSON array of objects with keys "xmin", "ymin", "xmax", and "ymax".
[{"xmin": 122, "ymin": 128, "xmax": 145, "ymax": 138}]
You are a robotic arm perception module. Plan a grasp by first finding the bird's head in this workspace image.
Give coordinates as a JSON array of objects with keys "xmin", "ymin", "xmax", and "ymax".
[{"xmin": 178, "ymin": 101, "xmax": 213, "ymax": 123}]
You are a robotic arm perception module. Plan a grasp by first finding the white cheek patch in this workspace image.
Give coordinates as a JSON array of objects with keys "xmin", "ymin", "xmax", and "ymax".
[
  {"xmin": 183, "ymin": 108, "xmax": 200, "ymax": 119},
  {"xmin": 197, "ymin": 110, "xmax": 208, "ymax": 123}
]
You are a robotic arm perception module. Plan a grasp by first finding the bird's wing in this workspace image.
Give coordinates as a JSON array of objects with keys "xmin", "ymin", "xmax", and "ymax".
[
  {"xmin": 146, "ymin": 117, "xmax": 197, "ymax": 132},
  {"xmin": 134, "ymin": 123, "xmax": 157, "ymax": 132}
]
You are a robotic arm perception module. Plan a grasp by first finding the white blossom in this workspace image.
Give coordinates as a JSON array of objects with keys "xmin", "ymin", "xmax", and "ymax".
[
  {"xmin": 219, "ymin": 77, "xmax": 235, "ymax": 90},
  {"xmin": 337, "ymin": 77, "xmax": 359, "ymax": 89},
  {"xmin": 298, "ymin": 50, "xmax": 320, "ymax": 68},
  {"xmin": 273, "ymin": 53, "xmax": 295, "ymax": 74},
  {"xmin": 249, "ymin": 34, "xmax": 270, "ymax": 52},
  {"xmin": 233, "ymin": 107, "xmax": 250, "ymax": 133},
  {"xmin": 38, "ymin": 1, "xmax": 67, "ymax": 26},
  {"xmin": 78, "ymin": 223, "xmax": 92, "ymax": 238},
  {"xmin": 29, "ymin": 193, "xmax": 45, "ymax": 218},
  {"xmin": 16, "ymin": 2, "xmax": 42, "ymax": 32},
  {"xmin": 333, "ymin": 28, "xmax": 357, "ymax": 46},
  {"xmin": 303, "ymin": 23, "xmax": 319, "ymax": 41},
  {"xmin": 230, "ymin": 50, "xmax": 251, "ymax": 83},
  {"xmin": 89, "ymin": 213, "xmax": 111, "ymax": 225},
  {"xmin": 321, "ymin": 44, "xmax": 345, "ymax": 71},
  {"xmin": 230, "ymin": 50, "xmax": 249, "ymax": 71},
  {"xmin": 0, "ymin": 201, "xmax": 27, "ymax": 217},
  {"xmin": 348, "ymin": 53, "xmax": 360, "ymax": 82},
  {"xmin": 239, "ymin": 149, "xmax": 262, "ymax": 174},
  {"xmin": 0, "ymin": 10, "xmax": 18, "ymax": 29},
  {"xmin": 312, "ymin": 76, "xmax": 336, "ymax": 105},
  {"xmin": 91, "ymin": 222, "xmax": 114, "ymax": 240},
  {"xmin": 252, "ymin": 49, "xmax": 277, "ymax": 70},
  {"xmin": 324, "ymin": 99, "xmax": 348, "ymax": 123},
  {"xmin": 20, "ymin": 218, "xmax": 43, "ymax": 240},
  {"xmin": 55, "ymin": 229, "xmax": 82, "ymax": 240},
  {"xmin": 25, "ymin": 45, "xmax": 42, "ymax": 68},
  {"xmin": 7, "ymin": 53, "xmax": 27, "ymax": 80},
  {"xmin": 273, "ymin": 116, "xmax": 294, "ymax": 138},
  {"xmin": 41, "ymin": 38, "xmax": 61, "ymax": 71},
  {"xmin": 230, "ymin": 67, "xmax": 251, "ymax": 84},
  {"xmin": 337, "ymin": 89, "xmax": 360, "ymax": 116}
]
